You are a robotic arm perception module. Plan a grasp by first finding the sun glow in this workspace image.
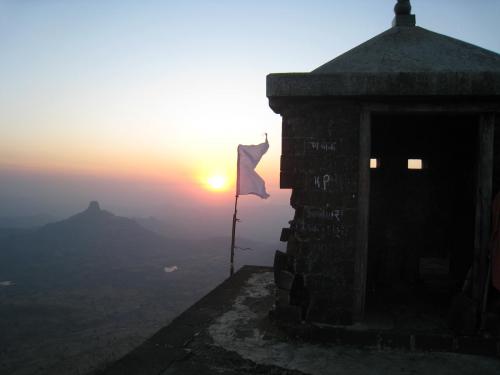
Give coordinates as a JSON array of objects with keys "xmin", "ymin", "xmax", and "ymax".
[{"xmin": 207, "ymin": 175, "xmax": 228, "ymax": 191}]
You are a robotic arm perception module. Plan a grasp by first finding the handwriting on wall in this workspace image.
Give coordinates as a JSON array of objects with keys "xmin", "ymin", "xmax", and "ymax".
[
  {"xmin": 314, "ymin": 174, "xmax": 331, "ymax": 191},
  {"xmin": 311, "ymin": 173, "xmax": 355, "ymax": 193},
  {"xmin": 304, "ymin": 206, "xmax": 343, "ymax": 221},
  {"xmin": 307, "ymin": 141, "xmax": 337, "ymax": 153},
  {"xmin": 291, "ymin": 206, "xmax": 348, "ymax": 240},
  {"xmin": 293, "ymin": 220, "xmax": 347, "ymax": 240}
]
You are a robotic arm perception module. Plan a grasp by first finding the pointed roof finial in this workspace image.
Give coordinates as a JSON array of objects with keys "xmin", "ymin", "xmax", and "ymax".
[
  {"xmin": 392, "ymin": 0, "xmax": 416, "ymax": 27},
  {"xmin": 395, "ymin": 0, "xmax": 411, "ymax": 15}
]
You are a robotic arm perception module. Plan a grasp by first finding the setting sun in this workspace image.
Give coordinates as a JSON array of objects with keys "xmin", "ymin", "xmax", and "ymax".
[{"xmin": 207, "ymin": 175, "xmax": 228, "ymax": 191}]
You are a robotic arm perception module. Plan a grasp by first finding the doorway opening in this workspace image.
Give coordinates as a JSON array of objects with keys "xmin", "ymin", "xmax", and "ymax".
[{"xmin": 367, "ymin": 113, "xmax": 479, "ymax": 331}]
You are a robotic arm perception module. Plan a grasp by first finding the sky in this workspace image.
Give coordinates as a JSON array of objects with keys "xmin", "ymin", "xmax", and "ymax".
[{"xmin": 1, "ymin": 0, "xmax": 499, "ymax": 239}]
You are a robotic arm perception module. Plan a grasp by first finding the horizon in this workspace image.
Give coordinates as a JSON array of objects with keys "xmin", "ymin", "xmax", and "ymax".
[{"xmin": 2, "ymin": 0, "xmax": 500, "ymax": 237}]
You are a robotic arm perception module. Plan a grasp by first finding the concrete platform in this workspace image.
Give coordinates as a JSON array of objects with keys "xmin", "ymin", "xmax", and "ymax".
[{"xmin": 97, "ymin": 266, "xmax": 500, "ymax": 375}]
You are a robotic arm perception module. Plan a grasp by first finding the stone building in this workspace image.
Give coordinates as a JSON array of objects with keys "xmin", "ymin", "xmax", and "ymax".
[{"xmin": 268, "ymin": 0, "xmax": 500, "ymax": 328}]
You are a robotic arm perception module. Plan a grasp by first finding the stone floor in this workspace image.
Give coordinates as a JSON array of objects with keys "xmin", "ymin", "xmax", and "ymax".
[{"xmin": 97, "ymin": 266, "xmax": 500, "ymax": 375}]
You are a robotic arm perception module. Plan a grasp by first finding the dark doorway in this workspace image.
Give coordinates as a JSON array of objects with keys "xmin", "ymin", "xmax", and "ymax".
[{"xmin": 367, "ymin": 113, "xmax": 479, "ymax": 331}]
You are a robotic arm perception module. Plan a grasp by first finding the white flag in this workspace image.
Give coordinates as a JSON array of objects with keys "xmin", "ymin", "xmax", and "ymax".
[{"xmin": 237, "ymin": 137, "xmax": 270, "ymax": 199}]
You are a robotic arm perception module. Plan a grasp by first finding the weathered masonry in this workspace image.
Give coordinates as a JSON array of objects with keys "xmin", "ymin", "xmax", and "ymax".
[{"xmin": 268, "ymin": 1, "xmax": 500, "ymax": 328}]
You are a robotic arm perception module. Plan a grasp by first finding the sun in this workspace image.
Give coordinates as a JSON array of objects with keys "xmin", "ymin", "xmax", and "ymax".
[{"xmin": 207, "ymin": 175, "xmax": 227, "ymax": 191}]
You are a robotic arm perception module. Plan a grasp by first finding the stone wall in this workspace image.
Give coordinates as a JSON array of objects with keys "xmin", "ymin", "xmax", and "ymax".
[{"xmin": 272, "ymin": 99, "xmax": 361, "ymax": 325}]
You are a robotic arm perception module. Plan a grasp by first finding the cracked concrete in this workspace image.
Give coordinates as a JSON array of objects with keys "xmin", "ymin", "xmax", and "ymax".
[
  {"xmin": 208, "ymin": 271, "xmax": 500, "ymax": 375},
  {"xmin": 99, "ymin": 266, "xmax": 500, "ymax": 375}
]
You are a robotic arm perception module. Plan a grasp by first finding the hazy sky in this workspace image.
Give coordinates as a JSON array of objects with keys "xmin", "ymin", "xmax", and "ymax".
[{"xmin": 1, "ymin": 0, "xmax": 499, "ymax": 233}]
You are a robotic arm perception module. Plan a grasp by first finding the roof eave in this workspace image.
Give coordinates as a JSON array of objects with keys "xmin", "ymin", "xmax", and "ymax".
[{"xmin": 266, "ymin": 72, "xmax": 500, "ymax": 98}]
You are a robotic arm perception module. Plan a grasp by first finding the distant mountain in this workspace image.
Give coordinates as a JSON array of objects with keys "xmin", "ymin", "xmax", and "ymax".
[
  {"xmin": 0, "ymin": 201, "xmax": 277, "ymax": 375},
  {"xmin": 0, "ymin": 213, "xmax": 57, "ymax": 229},
  {"xmin": 0, "ymin": 201, "xmax": 276, "ymax": 286},
  {"xmin": 0, "ymin": 201, "xmax": 186, "ymax": 289}
]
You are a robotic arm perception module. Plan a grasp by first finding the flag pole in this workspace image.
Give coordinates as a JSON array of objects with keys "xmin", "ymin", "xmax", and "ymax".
[
  {"xmin": 230, "ymin": 148, "xmax": 241, "ymax": 277},
  {"xmin": 230, "ymin": 194, "xmax": 239, "ymax": 276}
]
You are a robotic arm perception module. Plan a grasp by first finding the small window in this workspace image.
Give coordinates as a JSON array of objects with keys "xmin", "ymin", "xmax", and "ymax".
[
  {"xmin": 408, "ymin": 159, "xmax": 423, "ymax": 170},
  {"xmin": 370, "ymin": 158, "xmax": 379, "ymax": 169}
]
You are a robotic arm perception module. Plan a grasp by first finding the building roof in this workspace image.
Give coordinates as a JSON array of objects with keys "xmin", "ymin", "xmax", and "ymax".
[
  {"xmin": 312, "ymin": 26, "xmax": 500, "ymax": 74},
  {"xmin": 267, "ymin": 4, "xmax": 500, "ymax": 98}
]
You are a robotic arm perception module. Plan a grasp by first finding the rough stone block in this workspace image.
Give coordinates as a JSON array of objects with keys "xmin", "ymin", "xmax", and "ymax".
[
  {"xmin": 285, "ymin": 235, "xmax": 299, "ymax": 259},
  {"xmin": 282, "ymin": 137, "xmax": 305, "ymax": 155},
  {"xmin": 306, "ymin": 295, "xmax": 353, "ymax": 325},
  {"xmin": 280, "ymin": 171, "xmax": 296, "ymax": 189},
  {"xmin": 293, "ymin": 257, "xmax": 308, "ymax": 274},
  {"xmin": 303, "ymin": 258, "xmax": 355, "ymax": 280},
  {"xmin": 290, "ymin": 274, "xmax": 309, "ymax": 309},
  {"xmin": 291, "ymin": 190, "xmax": 357, "ymax": 208},
  {"xmin": 280, "ymin": 227, "xmax": 291, "ymax": 242},
  {"xmin": 273, "ymin": 251, "xmax": 288, "ymax": 284},
  {"xmin": 275, "ymin": 288, "xmax": 290, "ymax": 307},
  {"xmin": 275, "ymin": 270, "xmax": 295, "ymax": 291}
]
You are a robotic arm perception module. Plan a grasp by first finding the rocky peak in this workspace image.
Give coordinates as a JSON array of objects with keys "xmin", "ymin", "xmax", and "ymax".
[{"xmin": 87, "ymin": 201, "xmax": 101, "ymax": 213}]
